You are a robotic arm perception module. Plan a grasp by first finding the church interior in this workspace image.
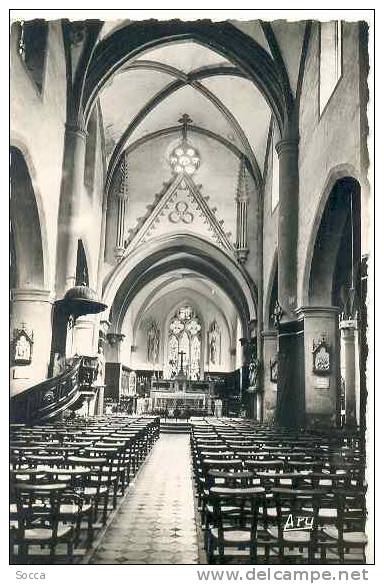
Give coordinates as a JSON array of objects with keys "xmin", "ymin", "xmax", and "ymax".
[{"xmin": 10, "ymin": 17, "xmax": 371, "ymax": 565}]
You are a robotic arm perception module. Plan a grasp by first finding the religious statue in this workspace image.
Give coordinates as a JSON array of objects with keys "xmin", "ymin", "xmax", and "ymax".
[
  {"xmin": 94, "ymin": 345, "xmax": 105, "ymax": 387},
  {"xmin": 248, "ymin": 355, "xmax": 262, "ymax": 388},
  {"xmin": 208, "ymin": 320, "xmax": 221, "ymax": 365},
  {"xmin": 210, "ymin": 335, "xmax": 217, "ymax": 364},
  {"xmin": 214, "ymin": 398, "xmax": 223, "ymax": 418},
  {"xmin": 147, "ymin": 320, "xmax": 160, "ymax": 364}
]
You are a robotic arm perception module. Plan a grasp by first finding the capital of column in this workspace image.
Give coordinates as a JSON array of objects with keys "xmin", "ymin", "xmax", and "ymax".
[
  {"xmin": 261, "ymin": 330, "xmax": 278, "ymax": 340},
  {"xmin": 11, "ymin": 288, "xmax": 54, "ymax": 304},
  {"xmin": 116, "ymin": 189, "xmax": 129, "ymax": 201},
  {"xmin": 296, "ymin": 306, "xmax": 340, "ymax": 321},
  {"xmin": 275, "ymin": 137, "xmax": 299, "ymax": 158},
  {"xmin": 65, "ymin": 123, "xmax": 88, "ymax": 140},
  {"xmin": 107, "ymin": 332, "xmax": 126, "ymax": 346}
]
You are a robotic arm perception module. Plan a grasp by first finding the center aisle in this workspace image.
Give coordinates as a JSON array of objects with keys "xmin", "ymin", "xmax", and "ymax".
[{"xmin": 89, "ymin": 433, "xmax": 200, "ymax": 565}]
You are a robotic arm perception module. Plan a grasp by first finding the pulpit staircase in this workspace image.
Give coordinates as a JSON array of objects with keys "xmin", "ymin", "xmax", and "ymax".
[{"xmin": 10, "ymin": 357, "xmax": 98, "ymax": 425}]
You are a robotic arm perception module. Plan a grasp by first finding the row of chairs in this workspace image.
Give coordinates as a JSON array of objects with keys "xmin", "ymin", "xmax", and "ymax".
[
  {"xmin": 191, "ymin": 419, "xmax": 367, "ymax": 564},
  {"xmin": 10, "ymin": 415, "xmax": 160, "ymax": 564}
]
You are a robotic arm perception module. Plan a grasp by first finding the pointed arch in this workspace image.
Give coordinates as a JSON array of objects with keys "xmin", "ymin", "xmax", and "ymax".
[
  {"xmin": 10, "ymin": 146, "xmax": 48, "ymax": 289},
  {"xmin": 81, "ymin": 22, "xmax": 292, "ymax": 135}
]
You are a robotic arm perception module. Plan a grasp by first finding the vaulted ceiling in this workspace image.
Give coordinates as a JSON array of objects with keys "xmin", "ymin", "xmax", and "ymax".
[
  {"xmin": 97, "ymin": 39, "xmax": 273, "ymax": 184},
  {"xmin": 94, "ymin": 19, "xmax": 309, "ymax": 189}
]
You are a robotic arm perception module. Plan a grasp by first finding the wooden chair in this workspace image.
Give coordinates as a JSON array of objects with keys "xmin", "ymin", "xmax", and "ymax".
[
  {"xmin": 10, "ymin": 483, "xmax": 75, "ymax": 564},
  {"xmin": 266, "ymin": 487, "xmax": 325, "ymax": 564},
  {"xmin": 318, "ymin": 489, "xmax": 367, "ymax": 563},
  {"xmin": 205, "ymin": 486, "xmax": 265, "ymax": 564}
]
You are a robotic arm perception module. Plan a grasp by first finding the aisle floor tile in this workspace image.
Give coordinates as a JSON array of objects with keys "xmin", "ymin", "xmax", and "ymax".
[{"xmin": 89, "ymin": 434, "xmax": 199, "ymax": 565}]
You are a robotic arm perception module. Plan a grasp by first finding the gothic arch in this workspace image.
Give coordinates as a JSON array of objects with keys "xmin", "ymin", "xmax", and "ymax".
[
  {"xmin": 105, "ymin": 64, "xmax": 261, "ymax": 190},
  {"xmin": 131, "ymin": 282, "xmax": 233, "ymax": 350},
  {"xmin": 10, "ymin": 145, "xmax": 49, "ymax": 289},
  {"xmin": 102, "ymin": 234, "xmax": 257, "ymax": 338},
  {"xmin": 81, "ymin": 22, "xmax": 292, "ymax": 135},
  {"xmin": 301, "ymin": 164, "xmax": 362, "ymax": 307}
]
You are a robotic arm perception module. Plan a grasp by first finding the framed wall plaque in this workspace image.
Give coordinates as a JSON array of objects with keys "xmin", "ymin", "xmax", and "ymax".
[
  {"xmin": 312, "ymin": 336, "xmax": 331, "ymax": 375},
  {"xmin": 12, "ymin": 327, "xmax": 34, "ymax": 366}
]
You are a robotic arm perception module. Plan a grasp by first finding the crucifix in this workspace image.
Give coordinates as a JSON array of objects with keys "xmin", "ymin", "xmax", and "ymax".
[
  {"xmin": 178, "ymin": 350, "xmax": 186, "ymax": 374},
  {"xmin": 178, "ymin": 113, "xmax": 193, "ymax": 141}
]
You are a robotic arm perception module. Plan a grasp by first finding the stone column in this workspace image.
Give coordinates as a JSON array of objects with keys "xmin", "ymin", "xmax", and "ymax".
[
  {"xmin": 106, "ymin": 333, "xmax": 126, "ymax": 363},
  {"xmin": 297, "ymin": 306, "xmax": 340, "ymax": 428},
  {"xmin": 275, "ymin": 135, "xmax": 302, "ymax": 427},
  {"xmin": 339, "ymin": 319, "xmax": 358, "ymax": 427},
  {"xmin": 94, "ymin": 386, "xmax": 105, "ymax": 416},
  {"xmin": 114, "ymin": 153, "xmax": 129, "ymax": 260},
  {"xmin": 57, "ymin": 124, "xmax": 87, "ymax": 294},
  {"xmin": 235, "ymin": 160, "xmax": 249, "ymax": 264},
  {"xmin": 276, "ymin": 137, "xmax": 299, "ymax": 319},
  {"xmin": 10, "ymin": 289, "xmax": 54, "ymax": 395},
  {"xmin": 262, "ymin": 330, "xmax": 278, "ymax": 422},
  {"xmin": 255, "ymin": 392, "xmax": 263, "ymax": 422}
]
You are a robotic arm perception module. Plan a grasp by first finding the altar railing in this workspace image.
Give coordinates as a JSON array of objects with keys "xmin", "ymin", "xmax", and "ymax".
[{"xmin": 151, "ymin": 379, "xmax": 212, "ymax": 393}]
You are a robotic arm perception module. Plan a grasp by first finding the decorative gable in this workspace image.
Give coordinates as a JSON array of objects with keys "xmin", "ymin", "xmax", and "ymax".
[{"xmin": 123, "ymin": 173, "xmax": 234, "ymax": 254}]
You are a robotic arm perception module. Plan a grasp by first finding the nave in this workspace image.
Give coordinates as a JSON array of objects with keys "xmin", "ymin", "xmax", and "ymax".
[
  {"xmin": 10, "ymin": 415, "xmax": 367, "ymax": 565},
  {"xmin": 9, "ymin": 16, "xmax": 371, "ymax": 566}
]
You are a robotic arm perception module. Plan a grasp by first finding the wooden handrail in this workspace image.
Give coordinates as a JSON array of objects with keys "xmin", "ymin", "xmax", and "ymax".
[{"xmin": 10, "ymin": 358, "xmax": 88, "ymax": 424}]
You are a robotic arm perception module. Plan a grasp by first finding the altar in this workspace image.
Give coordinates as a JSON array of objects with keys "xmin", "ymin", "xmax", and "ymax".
[{"xmin": 150, "ymin": 376, "xmax": 214, "ymax": 413}]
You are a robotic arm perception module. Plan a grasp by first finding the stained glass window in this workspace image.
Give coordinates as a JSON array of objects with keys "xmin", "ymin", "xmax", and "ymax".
[{"xmin": 165, "ymin": 305, "xmax": 202, "ymax": 379}]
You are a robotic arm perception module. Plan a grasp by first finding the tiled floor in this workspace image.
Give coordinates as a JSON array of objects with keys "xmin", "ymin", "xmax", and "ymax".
[{"xmin": 89, "ymin": 434, "xmax": 200, "ymax": 565}]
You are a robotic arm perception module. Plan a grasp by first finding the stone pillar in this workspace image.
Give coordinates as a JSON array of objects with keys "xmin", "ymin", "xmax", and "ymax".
[
  {"xmin": 57, "ymin": 124, "xmax": 87, "ymax": 294},
  {"xmin": 255, "ymin": 392, "xmax": 263, "ymax": 422},
  {"xmin": 340, "ymin": 319, "xmax": 358, "ymax": 427},
  {"xmin": 262, "ymin": 330, "xmax": 278, "ymax": 422},
  {"xmin": 276, "ymin": 137, "xmax": 299, "ymax": 319},
  {"xmin": 298, "ymin": 306, "xmax": 340, "ymax": 428},
  {"xmin": 114, "ymin": 153, "xmax": 129, "ymax": 260},
  {"xmin": 106, "ymin": 333, "xmax": 126, "ymax": 363},
  {"xmin": 275, "ymin": 135, "xmax": 302, "ymax": 427},
  {"xmin": 95, "ymin": 386, "xmax": 105, "ymax": 416},
  {"xmin": 10, "ymin": 289, "xmax": 53, "ymax": 395}
]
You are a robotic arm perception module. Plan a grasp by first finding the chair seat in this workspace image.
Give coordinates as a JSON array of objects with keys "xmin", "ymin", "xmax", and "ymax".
[
  {"xmin": 20, "ymin": 524, "xmax": 72, "ymax": 542},
  {"xmin": 206, "ymin": 504, "xmax": 240, "ymax": 515},
  {"xmin": 266, "ymin": 506, "xmax": 290, "ymax": 517},
  {"xmin": 211, "ymin": 528, "xmax": 252, "ymax": 544},
  {"xmin": 322, "ymin": 526, "xmax": 368, "ymax": 544},
  {"xmin": 90, "ymin": 475, "xmax": 117, "ymax": 483},
  {"xmin": 83, "ymin": 486, "xmax": 108, "ymax": 495},
  {"xmin": 319, "ymin": 508, "xmax": 338, "ymax": 518},
  {"xmin": 267, "ymin": 525, "xmax": 311, "ymax": 543},
  {"xmin": 60, "ymin": 503, "xmax": 92, "ymax": 515}
]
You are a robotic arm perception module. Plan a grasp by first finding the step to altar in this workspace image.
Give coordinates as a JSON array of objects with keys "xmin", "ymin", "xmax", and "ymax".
[{"xmin": 160, "ymin": 421, "xmax": 191, "ymax": 434}]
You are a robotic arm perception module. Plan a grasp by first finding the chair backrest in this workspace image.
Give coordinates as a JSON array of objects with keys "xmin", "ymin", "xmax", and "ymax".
[
  {"xmin": 12, "ymin": 483, "xmax": 67, "ymax": 543},
  {"xmin": 271, "ymin": 487, "xmax": 325, "ymax": 539},
  {"xmin": 209, "ymin": 486, "xmax": 265, "ymax": 541}
]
